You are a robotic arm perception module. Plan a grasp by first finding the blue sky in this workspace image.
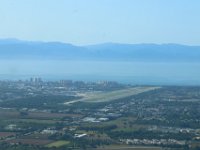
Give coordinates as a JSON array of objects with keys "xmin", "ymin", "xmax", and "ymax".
[{"xmin": 0, "ymin": 0, "xmax": 200, "ymax": 45}]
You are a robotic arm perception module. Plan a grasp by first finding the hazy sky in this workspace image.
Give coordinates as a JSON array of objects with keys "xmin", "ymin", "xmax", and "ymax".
[{"xmin": 0, "ymin": 0, "xmax": 200, "ymax": 45}]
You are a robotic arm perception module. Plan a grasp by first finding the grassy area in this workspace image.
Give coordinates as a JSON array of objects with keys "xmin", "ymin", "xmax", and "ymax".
[
  {"xmin": 16, "ymin": 119, "xmax": 58, "ymax": 124},
  {"xmin": 21, "ymin": 133, "xmax": 50, "ymax": 140},
  {"xmin": 94, "ymin": 145, "xmax": 162, "ymax": 150},
  {"xmin": 0, "ymin": 109, "xmax": 20, "ymax": 119},
  {"xmin": 8, "ymin": 139, "xmax": 52, "ymax": 146},
  {"xmin": 0, "ymin": 108, "xmax": 82, "ymax": 120},
  {"xmin": 46, "ymin": 140, "xmax": 70, "ymax": 148},
  {"xmin": 0, "ymin": 108, "xmax": 82, "ymax": 129},
  {"xmin": 102, "ymin": 117, "xmax": 146, "ymax": 130},
  {"xmin": 0, "ymin": 132, "xmax": 16, "ymax": 138},
  {"xmin": 190, "ymin": 141, "xmax": 200, "ymax": 149}
]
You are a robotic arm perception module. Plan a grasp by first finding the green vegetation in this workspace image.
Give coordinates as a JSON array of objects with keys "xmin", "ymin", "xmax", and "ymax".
[
  {"xmin": 95, "ymin": 145, "xmax": 162, "ymax": 150},
  {"xmin": 0, "ymin": 80, "xmax": 200, "ymax": 150}
]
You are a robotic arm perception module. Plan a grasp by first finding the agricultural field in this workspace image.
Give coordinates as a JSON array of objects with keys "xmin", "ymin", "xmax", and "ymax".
[
  {"xmin": 8, "ymin": 139, "xmax": 52, "ymax": 145},
  {"xmin": 46, "ymin": 140, "xmax": 70, "ymax": 148},
  {"xmin": 93, "ymin": 145, "xmax": 162, "ymax": 150},
  {"xmin": 0, "ymin": 132, "xmax": 16, "ymax": 139}
]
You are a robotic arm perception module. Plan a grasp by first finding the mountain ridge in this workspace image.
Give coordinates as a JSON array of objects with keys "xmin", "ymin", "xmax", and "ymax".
[{"xmin": 0, "ymin": 39, "xmax": 200, "ymax": 62}]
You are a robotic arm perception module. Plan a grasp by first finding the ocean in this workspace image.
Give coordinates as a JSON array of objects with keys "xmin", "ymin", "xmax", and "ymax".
[{"xmin": 0, "ymin": 60, "xmax": 200, "ymax": 85}]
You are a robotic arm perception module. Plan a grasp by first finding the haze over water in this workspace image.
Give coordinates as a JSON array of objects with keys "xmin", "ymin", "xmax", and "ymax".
[{"xmin": 0, "ymin": 60, "xmax": 200, "ymax": 85}]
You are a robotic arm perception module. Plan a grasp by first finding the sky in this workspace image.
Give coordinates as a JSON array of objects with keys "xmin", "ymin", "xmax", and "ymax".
[{"xmin": 0, "ymin": 0, "xmax": 200, "ymax": 45}]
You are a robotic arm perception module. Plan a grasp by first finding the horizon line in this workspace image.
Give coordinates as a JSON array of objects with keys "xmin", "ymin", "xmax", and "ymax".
[{"xmin": 0, "ymin": 38, "xmax": 199, "ymax": 47}]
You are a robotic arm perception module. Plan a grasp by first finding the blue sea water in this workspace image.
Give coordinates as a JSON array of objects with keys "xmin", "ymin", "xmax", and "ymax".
[{"xmin": 0, "ymin": 60, "xmax": 200, "ymax": 85}]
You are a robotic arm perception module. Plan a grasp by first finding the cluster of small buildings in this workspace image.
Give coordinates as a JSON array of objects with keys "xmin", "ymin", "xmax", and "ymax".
[
  {"xmin": 82, "ymin": 117, "xmax": 109, "ymax": 123},
  {"xmin": 121, "ymin": 138, "xmax": 186, "ymax": 146}
]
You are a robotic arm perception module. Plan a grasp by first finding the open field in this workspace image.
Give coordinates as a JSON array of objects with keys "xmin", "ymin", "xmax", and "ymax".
[
  {"xmin": 46, "ymin": 140, "xmax": 70, "ymax": 148},
  {"xmin": 0, "ymin": 132, "xmax": 16, "ymax": 138},
  {"xmin": 14, "ymin": 118, "xmax": 58, "ymax": 124},
  {"xmin": 0, "ymin": 108, "xmax": 82, "ymax": 120},
  {"xmin": 8, "ymin": 139, "xmax": 53, "ymax": 145},
  {"xmin": 27, "ymin": 112, "xmax": 82, "ymax": 119},
  {"xmin": 93, "ymin": 145, "xmax": 162, "ymax": 150},
  {"xmin": 0, "ymin": 109, "xmax": 19, "ymax": 119},
  {"xmin": 21, "ymin": 133, "xmax": 50, "ymax": 140},
  {"xmin": 64, "ymin": 87, "xmax": 160, "ymax": 104},
  {"xmin": 0, "ymin": 108, "xmax": 83, "ymax": 130}
]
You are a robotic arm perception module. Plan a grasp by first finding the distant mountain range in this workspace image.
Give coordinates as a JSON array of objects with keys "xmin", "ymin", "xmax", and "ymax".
[{"xmin": 0, "ymin": 39, "xmax": 200, "ymax": 62}]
